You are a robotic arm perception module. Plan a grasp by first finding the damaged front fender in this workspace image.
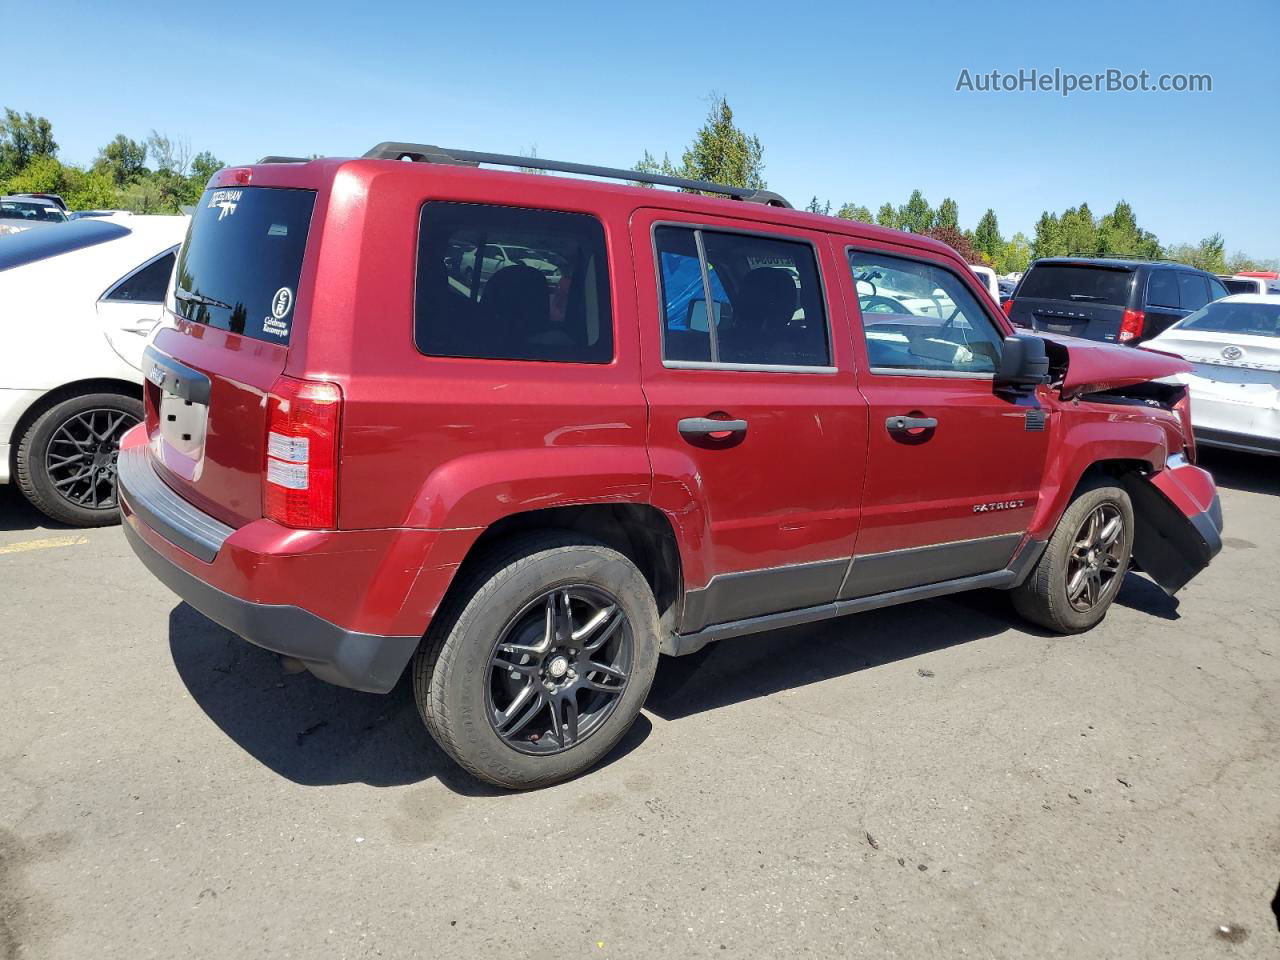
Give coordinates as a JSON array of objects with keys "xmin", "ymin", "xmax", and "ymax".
[{"xmin": 1123, "ymin": 461, "xmax": 1223, "ymax": 596}]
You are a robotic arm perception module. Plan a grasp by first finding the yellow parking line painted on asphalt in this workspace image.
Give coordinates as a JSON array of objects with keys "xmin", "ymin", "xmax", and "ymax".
[{"xmin": 0, "ymin": 535, "xmax": 91, "ymax": 556}]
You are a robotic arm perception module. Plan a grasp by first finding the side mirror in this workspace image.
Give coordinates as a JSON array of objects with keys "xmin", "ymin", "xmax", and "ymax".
[{"xmin": 996, "ymin": 334, "xmax": 1051, "ymax": 387}]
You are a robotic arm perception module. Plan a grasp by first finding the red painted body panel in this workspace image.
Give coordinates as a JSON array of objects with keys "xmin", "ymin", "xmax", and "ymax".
[
  {"xmin": 125, "ymin": 156, "xmax": 1219, "ymax": 646},
  {"xmin": 1039, "ymin": 331, "xmax": 1191, "ymax": 396}
]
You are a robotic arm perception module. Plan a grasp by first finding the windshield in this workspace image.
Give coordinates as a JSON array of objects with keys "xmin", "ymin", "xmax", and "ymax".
[
  {"xmin": 174, "ymin": 186, "xmax": 316, "ymax": 343},
  {"xmin": 1018, "ymin": 264, "xmax": 1133, "ymax": 305},
  {"xmin": 0, "ymin": 200, "xmax": 66, "ymax": 222},
  {"xmin": 1179, "ymin": 300, "xmax": 1280, "ymax": 338}
]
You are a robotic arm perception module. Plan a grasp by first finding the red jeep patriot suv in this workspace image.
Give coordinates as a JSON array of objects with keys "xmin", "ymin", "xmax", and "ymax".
[{"xmin": 119, "ymin": 143, "xmax": 1223, "ymax": 788}]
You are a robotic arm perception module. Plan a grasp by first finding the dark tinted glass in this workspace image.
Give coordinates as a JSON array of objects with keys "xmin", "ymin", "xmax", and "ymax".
[
  {"xmin": 1220, "ymin": 278, "xmax": 1258, "ymax": 295},
  {"xmin": 1207, "ymin": 277, "xmax": 1230, "ymax": 301},
  {"xmin": 105, "ymin": 250, "xmax": 176, "ymax": 303},
  {"xmin": 415, "ymin": 202, "xmax": 612, "ymax": 363},
  {"xmin": 849, "ymin": 251, "xmax": 1003, "ymax": 374},
  {"xmin": 1178, "ymin": 273, "xmax": 1209, "ymax": 311},
  {"xmin": 654, "ymin": 226, "xmax": 829, "ymax": 367},
  {"xmin": 1180, "ymin": 300, "xmax": 1280, "ymax": 337},
  {"xmin": 1146, "ymin": 270, "xmax": 1179, "ymax": 308},
  {"xmin": 0, "ymin": 219, "xmax": 130, "ymax": 271},
  {"xmin": 175, "ymin": 187, "xmax": 316, "ymax": 343},
  {"xmin": 1018, "ymin": 264, "xmax": 1133, "ymax": 305}
]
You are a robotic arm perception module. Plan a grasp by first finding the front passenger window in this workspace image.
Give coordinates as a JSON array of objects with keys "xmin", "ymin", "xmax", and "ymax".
[{"xmin": 848, "ymin": 252, "xmax": 1003, "ymax": 375}]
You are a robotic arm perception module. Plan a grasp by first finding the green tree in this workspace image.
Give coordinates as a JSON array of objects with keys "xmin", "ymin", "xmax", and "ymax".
[
  {"xmin": 973, "ymin": 208, "xmax": 1003, "ymax": 264},
  {"xmin": 3, "ymin": 155, "xmax": 119, "ymax": 210},
  {"xmin": 1031, "ymin": 211, "xmax": 1065, "ymax": 259},
  {"xmin": 897, "ymin": 189, "xmax": 933, "ymax": 233},
  {"xmin": 1197, "ymin": 233, "xmax": 1227, "ymax": 273},
  {"xmin": 935, "ymin": 197, "xmax": 959, "ymax": 231},
  {"xmin": 924, "ymin": 225, "xmax": 979, "ymax": 263},
  {"xmin": 95, "ymin": 134, "xmax": 148, "ymax": 186},
  {"xmin": 997, "ymin": 232, "xmax": 1032, "ymax": 274},
  {"xmin": 805, "ymin": 196, "xmax": 831, "ymax": 215},
  {"xmin": 836, "ymin": 202, "xmax": 873, "ymax": 222},
  {"xmin": 1059, "ymin": 203, "xmax": 1099, "ymax": 256},
  {"xmin": 0, "ymin": 108, "xmax": 57, "ymax": 178},
  {"xmin": 634, "ymin": 95, "xmax": 766, "ymax": 192},
  {"xmin": 875, "ymin": 202, "xmax": 898, "ymax": 229},
  {"xmin": 184, "ymin": 150, "xmax": 224, "ymax": 203}
]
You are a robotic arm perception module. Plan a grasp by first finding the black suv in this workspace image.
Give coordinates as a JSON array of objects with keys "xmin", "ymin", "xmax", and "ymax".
[{"xmin": 1007, "ymin": 258, "xmax": 1230, "ymax": 345}]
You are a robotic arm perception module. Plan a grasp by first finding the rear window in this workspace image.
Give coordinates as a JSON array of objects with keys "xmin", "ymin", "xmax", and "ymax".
[
  {"xmin": 0, "ymin": 219, "xmax": 130, "ymax": 271},
  {"xmin": 0, "ymin": 199, "xmax": 65, "ymax": 222},
  {"xmin": 174, "ymin": 187, "xmax": 316, "ymax": 343},
  {"xmin": 414, "ymin": 202, "xmax": 612, "ymax": 363},
  {"xmin": 1018, "ymin": 264, "xmax": 1133, "ymax": 306},
  {"xmin": 1180, "ymin": 300, "xmax": 1280, "ymax": 338}
]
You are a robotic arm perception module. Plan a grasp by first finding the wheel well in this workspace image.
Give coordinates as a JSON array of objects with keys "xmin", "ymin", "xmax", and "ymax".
[
  {"xmin": 459, "ymin": 504, "xmax": 683, "ymax": 632},
  {"xmin": 1075, "ymin": 458, "xmax": 1152, "ymax": 492},
  {"xmin": 7, "ymin": 378, "xmax": 142, "ymax": 473}
]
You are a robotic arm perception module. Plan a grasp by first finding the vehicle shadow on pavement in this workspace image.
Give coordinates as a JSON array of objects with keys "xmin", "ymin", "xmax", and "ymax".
[
  {"xmin": 0, "ymin": 487, "xmax": 73, "ymax": 533},
  {"xmin": 1199, "ymin": 448, "xmax": 1280, "ymax": 497},
  {"xmin": 168, "ymin": 602, "xmax": 652, "ymax": 793},
  {"xmin": 646, "ymin": 589, "xmax": 1026, "ymax": 722}
]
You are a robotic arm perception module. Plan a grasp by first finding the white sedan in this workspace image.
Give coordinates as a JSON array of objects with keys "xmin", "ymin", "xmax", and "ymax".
[
  {"xmin": 1145, "ymin": 294, "xmax": 1280, "ymax": 457},
  {"xmin": 0, "ymin": 214, "xmax": 190, "ymax": 525}
]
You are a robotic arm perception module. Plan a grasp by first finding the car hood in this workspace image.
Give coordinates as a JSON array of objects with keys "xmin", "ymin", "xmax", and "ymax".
[{"xmin": 1038, "ymin": 331, "xmax": 1191, "ymax": 396}]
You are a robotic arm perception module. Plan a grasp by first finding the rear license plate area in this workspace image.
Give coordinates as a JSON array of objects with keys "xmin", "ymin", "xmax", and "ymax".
[{"xmin": 158, "ymin": 390, "xmax": 208, "ymax": 461}]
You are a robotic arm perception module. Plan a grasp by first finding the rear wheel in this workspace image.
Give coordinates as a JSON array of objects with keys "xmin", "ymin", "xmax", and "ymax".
[
  {"xmin": 413, "ymin": 532, "xmax": 660, "ymax": 789},
  {"xmin": 1012, "ymin": 481, "xmax": 1134, "ymax": 634},
  {"xmin": 15, "ymin": 392, "xmax": 142, "ymax": 527}
]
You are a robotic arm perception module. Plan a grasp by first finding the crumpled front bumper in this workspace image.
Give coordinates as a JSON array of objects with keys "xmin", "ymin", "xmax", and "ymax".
[{"xmin": 1124, "ymin": 460, "xmax": 1223, "ymax": 596}]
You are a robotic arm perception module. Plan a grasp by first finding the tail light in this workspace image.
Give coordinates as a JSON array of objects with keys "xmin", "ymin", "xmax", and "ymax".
[
  {"xmin": 1119, "ymin": 308, "xmax": 1146, "ymax": 343},
  {"xmin": 264, "ymin": 376, "xmax": 342, "ymax": 528},
  {"xmin": 1173, "ymin": 389, "xmax": 1197, "ymax": 463},
  {"xmin": 1002, "ymin": 298, "xmax": 1015, "ymax": 317}
]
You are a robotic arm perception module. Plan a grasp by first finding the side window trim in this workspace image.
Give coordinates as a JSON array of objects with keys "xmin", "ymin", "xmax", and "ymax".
[
  {"xmin": 100, "ymin": 245, "xmax": 179, "ymax": 303},
  {"xmin": 845, "ymin": 243, "xmax": 1005, "ymax": 380},
  {"xmin": 649, "ymin": 219, "xmax": 837, "ymax": 374}
]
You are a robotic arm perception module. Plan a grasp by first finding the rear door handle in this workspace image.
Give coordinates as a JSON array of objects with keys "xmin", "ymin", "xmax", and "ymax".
[
  {"xmin": 886, "ymin": 415, "xmax": 938, "ymax": 433},
  {"xmin": 678, "ymin": 417, "xmax": 748, "ymax": 438}
]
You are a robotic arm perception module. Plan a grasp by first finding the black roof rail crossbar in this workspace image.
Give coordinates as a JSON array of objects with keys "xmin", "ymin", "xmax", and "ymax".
[
  {"xmin": 361, "ymin": 141, "xmax": 792, "ymax": 208},
  {"xmin": 1060, "ymin": 252, "xmax": 1188, "ymax": 265},
  {"xmin": 256, "ymin": 155, "xmax": 310, "ymax": 164}
]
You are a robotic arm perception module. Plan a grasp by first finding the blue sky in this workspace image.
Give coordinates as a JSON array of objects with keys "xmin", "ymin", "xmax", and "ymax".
[{"xmin": 10, "ymin": 0, "xmax": 1277, "ymax": 257}]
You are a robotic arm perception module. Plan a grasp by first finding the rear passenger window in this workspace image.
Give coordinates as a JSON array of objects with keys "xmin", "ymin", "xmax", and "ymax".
[
  {"xmin": 1178, "ymin": 273, "xmax": 1209, "ymax": 311},
  {"xmin": 848, "ymin": 251, "xmax": 1004, "ymax": 375},
  {"xmin": 105, "ymin": 250, "xmax": 176, "ymax": 303},
  {"xmin": 654, "ymin": 226, "xmax": 830, "ymax": 368},
  {"xmin": 1207, "ymin": 277, "xmax": 1229, "ymax": 301},
  {"xmin": 415, "ymin": 202, "xmax": 612, "ymax": 363},
  {"xmin": 1146, "ymin": 271, "xmax": 1179, "ymax": 308}
]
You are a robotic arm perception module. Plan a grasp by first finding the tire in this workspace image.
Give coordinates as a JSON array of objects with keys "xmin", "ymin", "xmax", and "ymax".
[
  {"xmin": 413, "ymin": 532, "xmax": 660, "ymax": 789},
  {"xmin": 1012, "ymin": 480, "xmax": 1134, "ymax": 634},
  {"xmin": 15, "ymin": 392, "xmax": 143, "ymax": 527}
]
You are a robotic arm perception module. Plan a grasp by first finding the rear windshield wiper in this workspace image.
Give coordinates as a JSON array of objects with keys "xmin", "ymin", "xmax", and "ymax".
[{"xmin": 175, "ymin": 287, "xmax": 232, "ymax": 310}]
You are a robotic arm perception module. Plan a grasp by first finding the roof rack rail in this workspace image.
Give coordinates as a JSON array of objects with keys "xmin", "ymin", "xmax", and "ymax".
[
  {"xmin": 257, "ymin": 155, "xmax": 310, "ymax": 164},
  {"xmin": 1063, "ymin": 251, "xmax": 1185, "ymax": 265},
  {"xmin": 361, "ymin": 141, "xmax": 792, "ymax": 208}
]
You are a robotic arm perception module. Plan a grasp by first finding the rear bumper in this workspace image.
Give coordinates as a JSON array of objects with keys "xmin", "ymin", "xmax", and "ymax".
[{"xmin": 117, "ymin": 435, "xmax": 476, "ymax": 693}]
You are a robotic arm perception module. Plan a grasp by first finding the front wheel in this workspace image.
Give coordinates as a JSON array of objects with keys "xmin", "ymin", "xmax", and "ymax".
[
  {"xmin": 1012, "ymin": 481, "xmax": 1134, "ymax": 634},
  {"xmin": 15, "ymin": 392, "xmax": 142, "ymax": 527},
  {"xmin": 413, "ymin": 533, "xmax": 660, "ymax": 789}
]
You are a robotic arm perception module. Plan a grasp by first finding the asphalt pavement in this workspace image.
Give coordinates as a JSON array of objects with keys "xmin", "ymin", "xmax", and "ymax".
[{"xmin": 1, "ymin": 449, "xmax": 1277, "ymax": 959}]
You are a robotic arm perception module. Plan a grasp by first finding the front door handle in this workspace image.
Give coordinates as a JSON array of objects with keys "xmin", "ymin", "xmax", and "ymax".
[
  {"xmin": 886, "ymin": 415, "xmax": 938, "ymax": 433},
  {"xmin": 678, "ymin": 417, "xmax": 749, "ymax": 439}
]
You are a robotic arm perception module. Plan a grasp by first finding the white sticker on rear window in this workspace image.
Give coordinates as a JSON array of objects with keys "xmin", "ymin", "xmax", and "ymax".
[
  {"xmin": 272, "ymin": 287, "xmax": 294, "ymax": 318},
  {"xmin": 208, "ymin": 189, "xmax": 242, "ymax": 221}
]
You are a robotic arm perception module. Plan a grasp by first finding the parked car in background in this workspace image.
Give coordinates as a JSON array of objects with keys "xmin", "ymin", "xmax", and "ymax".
[
  {"xmin": 1006, "ymin": 257, "xmax": 1230, "ymax": 345},
  {"xmin": 969, "ymin": 264, "xmax": 999, "ymax": 301},
  {"xmin": 119, "ymin": 145, "xmax": 1221, "ymax": 788},
  {"xmin": 1218, "ymin": 274, "xmax": 1280, "ymax": 296},
  {"xmin": 1, "ymin": 196, "xmax": 69, "ymax": 227},
  {"xmin": 69, "ymin": 209, "xmax": 134, "ymax": 221},
  {"xmin": 10, "ymin": 192, "xmax": 68, "ymax": 211},
  {"xmin": 457, "ymin": 241, "xmax": 563, "ymax": 287},
  {"xmin": 0, "ymin": 214, "xmax": 189, "ymax": 525},
  {"xmin": 1146, "ymin": 294, "xmax": 1280, "ymax": 456}
]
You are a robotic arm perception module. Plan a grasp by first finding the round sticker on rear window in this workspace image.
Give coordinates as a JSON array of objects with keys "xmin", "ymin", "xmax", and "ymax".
[{"xmin": 272, "ymin": 287, "xmax": 294, "ymax": 319}]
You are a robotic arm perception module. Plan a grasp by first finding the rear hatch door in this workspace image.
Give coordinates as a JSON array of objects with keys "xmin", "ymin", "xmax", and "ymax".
[
  {"xmin": 145, "ymin": 185, "xmax": 317, "ymax": 528},
  {"xmin": 1010, "ymin": 263, "xmax": 1135, "ymax": 342}
]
